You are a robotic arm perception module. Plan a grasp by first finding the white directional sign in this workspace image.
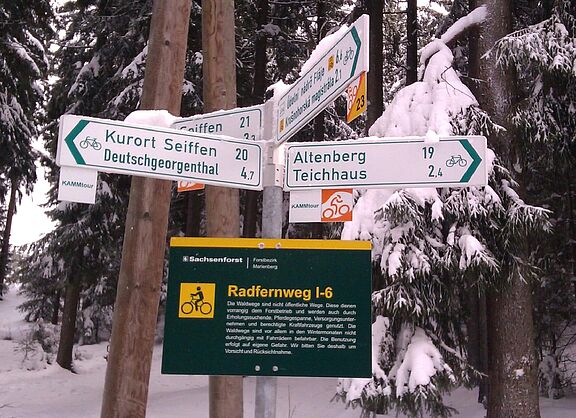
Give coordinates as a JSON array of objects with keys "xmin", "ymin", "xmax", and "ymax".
[
  {"xmin": 171, "ymin": 104, "xmax": 264, "ymax": 141},
  {"xmin": 57, "ymin": 115, "xmax": 264, "ymax": 190},
  {"xmin": 284, "ymin": 136, "xmax": 487, "ymax": 191},
  {"xmin": 275, "ymin": 14, "xmax": 369, "ymax": 144}
]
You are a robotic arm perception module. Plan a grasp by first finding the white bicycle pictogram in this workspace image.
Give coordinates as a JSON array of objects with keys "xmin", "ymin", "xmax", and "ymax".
[{"xmin": 322, "ymin": 194, "xmax": 351, "ymax": 220}]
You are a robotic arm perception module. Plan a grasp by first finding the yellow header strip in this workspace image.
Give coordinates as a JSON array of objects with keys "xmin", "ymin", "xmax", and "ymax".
[{"xmin": 170, "ymin": 237, "xmax": 371, "ymax": 251}]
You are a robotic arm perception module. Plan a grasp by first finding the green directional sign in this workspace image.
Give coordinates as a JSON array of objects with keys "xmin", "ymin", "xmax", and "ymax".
[
  {"xmin": 162, "ymin": 237, "xmax": 372, "ymax": 378},
  {"xmin": 275, "ymin": 14, "xmax": 369, "ymax": 144},
  {"xmin": 57, "ymin": 115, "xmax": 265, "ymax": 190},
  {"xmin": 284, "ymin": 136, "xmax": 488, "ymax": 190}
]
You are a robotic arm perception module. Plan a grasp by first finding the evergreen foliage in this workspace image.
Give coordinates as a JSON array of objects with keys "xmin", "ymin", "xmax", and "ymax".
[
  {"xmin": 0, "ymin": 0, "xmax": 51, "ymax": 196},
  {"xmin": 336, "ymin": 7, "xmax": 550, "ymax": 416},
  {"xmin": 8, "ymin": 0, "xmax": 576, "ymax": 413},
  {"xmin": 491, "ymin": 0, "xmax": 576, "ymax": 396}
]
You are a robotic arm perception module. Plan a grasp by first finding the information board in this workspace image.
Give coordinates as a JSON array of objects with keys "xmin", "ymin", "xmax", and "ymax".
[{"xmin": 162, "ymin": 237, "xmax": 372, "ymax": 378}]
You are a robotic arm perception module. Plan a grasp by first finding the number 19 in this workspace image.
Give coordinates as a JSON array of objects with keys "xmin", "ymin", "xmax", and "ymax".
[{"xmin": 422, "ymin": 146, "xmax": 434, "ymax": 159}]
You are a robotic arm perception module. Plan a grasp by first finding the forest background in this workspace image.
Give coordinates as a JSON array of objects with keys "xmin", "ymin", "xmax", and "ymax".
[{"xmin": 0, "ymin": 0, "xmax": 575, "ymax": 417}]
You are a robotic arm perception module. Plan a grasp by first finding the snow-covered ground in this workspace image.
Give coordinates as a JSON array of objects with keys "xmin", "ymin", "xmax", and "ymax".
[{"xmin": 1, "ymin": 285, "xmax": 575, "ymax": 418}]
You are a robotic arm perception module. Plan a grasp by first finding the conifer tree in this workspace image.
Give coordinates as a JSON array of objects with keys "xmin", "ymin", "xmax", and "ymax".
[
  {"xmin": 336, "ymin": 6, "xmax": 549, "ymax": 416},
  {"xmin": 17, "ymin": 0, "xmax": 202, "ymax": 369},
  {"xmin": 490, "ymin": 0, "xmax": 576, "ymax": 399},
  {"xmin": 0, "ymin": 1, "xmax": 52, "ymax": 296}
]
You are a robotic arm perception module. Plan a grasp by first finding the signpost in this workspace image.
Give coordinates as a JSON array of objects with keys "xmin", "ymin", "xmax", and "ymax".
[
  {"xmin": 275, "ymin": 14, "xmax": 369, "ymax": 144},
  {"xmin": 171, "ymin": 105, "xmax": 264, "ymax": 192},
  {"xmin": 50, "ymin": 9, "xmax": 491, "ymax": 417},
  {"xmin": 57, "ymin": 115, "xmax": 264, "ymax": 190},
  {"xmin": 284, "ymin": 136, "xmax": 487, "ymax": 191},
  {"xmin": 172, "ymin": 104, "xmax": 264, "ymax": 141},
  {"xmin": 162, "ymin": 237, "xmax": 372, "ymax": 378}
]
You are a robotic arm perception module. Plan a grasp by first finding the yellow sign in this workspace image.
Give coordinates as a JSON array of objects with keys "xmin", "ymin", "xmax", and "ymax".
[
  {"xmin": 179, "ymin": 282, "xmax": 216, "ymax": 319},
  {"xmin": 328, "ymin": 55, "xmax": 335, "ymax": 71},
  {"xmin": 345, "ymin": 72, "xmax": 367, "ymax": 123}
]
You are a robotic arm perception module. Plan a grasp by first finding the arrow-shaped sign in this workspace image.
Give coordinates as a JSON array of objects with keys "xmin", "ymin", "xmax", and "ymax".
[
  {"xmin": 275, "ymin": 14, "xmax": 369, "ymax": 144},
  {"xmin": 57, "ymin": 115, "xmax": 265, "ymax": 191},
  {"xmin": 459, "ymin": 139, "xmax": 482, "ymax": 183},
  {"xmin": 64, "ymin": 119, "xmax": 89, "ymax": 165},
  {"xmin": 284, "ymin": 136, "xmax": 488, "ymax": 191}
]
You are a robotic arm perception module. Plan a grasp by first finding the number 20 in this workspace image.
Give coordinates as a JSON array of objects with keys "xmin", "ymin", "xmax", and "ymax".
[{"xmin": 235, "ymin": 148, "xmax": 248, "ymax": 161}]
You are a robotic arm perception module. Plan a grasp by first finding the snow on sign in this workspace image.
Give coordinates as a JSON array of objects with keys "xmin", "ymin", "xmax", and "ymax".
[
  {"xmin": 284, "ymin": 136, "xmax": 487, "ymax": 191},
  {"xmin": 275, "ymin": 14, "xmax": 369, "ymax": 144},
  {"xmin": 171, "ymin": 104, "xmax": 264, "ymax": 141},
  {"xmin": 57, "ymin": 115, "xmax": 264, "ymax": 190}
]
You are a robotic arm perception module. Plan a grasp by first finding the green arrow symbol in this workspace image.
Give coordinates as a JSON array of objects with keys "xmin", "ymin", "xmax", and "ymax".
[
  {"xmin": 459, "ymin": 139, "xmax": 481, "ymax": 183},
  {"xmin": 64, "ymin": 119, "xmax": 89, "ymax": 165},
  {"xmin": 350, "ymin": 27, "xmax": 361, "ymax": 78}
]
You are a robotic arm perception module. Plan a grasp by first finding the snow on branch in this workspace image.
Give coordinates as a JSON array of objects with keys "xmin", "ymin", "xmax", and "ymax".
[
  {"xmin": 393, "ymin": 328, "xmax": 455, "ymax": 397},
  {"xmin": 419, "ymin": 6, "xmax": 487, "ymax": 67}
]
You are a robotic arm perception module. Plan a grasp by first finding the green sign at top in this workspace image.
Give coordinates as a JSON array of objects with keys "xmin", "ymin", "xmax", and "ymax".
[{"xmin": 162, "ymin": 237, "xmax": 372, "ymax": 378}]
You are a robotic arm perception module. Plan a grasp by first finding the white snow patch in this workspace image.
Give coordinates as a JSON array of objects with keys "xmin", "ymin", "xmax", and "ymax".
[
  {"xmin": 394, "ymin": 328, "xmax": 448, "ymax": 397},
  {"xmin": 300, "ymin": 24, "xmax": 349, "ymax": 75},
  {"xmin": 124, "ymin": 109, "xmax": 178, "ymax": 128}
]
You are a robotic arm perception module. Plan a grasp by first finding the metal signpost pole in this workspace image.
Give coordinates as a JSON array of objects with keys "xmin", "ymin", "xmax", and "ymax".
[
  {"xmin": 254, "ymin": 17, "xmax": 369, "ymax": 417},
  {"xmin": 255, "ymin": 101, "xmax": 281, "ymax": 418}
]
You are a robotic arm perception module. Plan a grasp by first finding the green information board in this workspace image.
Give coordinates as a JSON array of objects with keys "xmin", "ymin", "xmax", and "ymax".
[{"xmin": 162, "ymin": 237, "xmax": 372, "ymax": 378}]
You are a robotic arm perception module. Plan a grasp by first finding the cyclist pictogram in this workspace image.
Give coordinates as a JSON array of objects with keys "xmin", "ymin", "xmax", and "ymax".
[
  {"xmin": 322, "ymin": 194, "xmax": 351, "ymax": 220},
  {"xmin": 180, "ymin": 286, "xmax": 213, "ymax": 315},
  {"xmin": 445, "ymin": 155, "xmax": 468, "ymax": 168},
  {"xmin": 79, "ymin": 136, "xmax": 102, "ymax": 150},
  {"xmin": 178, "ymin": 282, "xmax": 216, "ymax": 319},
  {"xmin": 321, "ymin": 189, "xmax": 353, "ymax": 222}
]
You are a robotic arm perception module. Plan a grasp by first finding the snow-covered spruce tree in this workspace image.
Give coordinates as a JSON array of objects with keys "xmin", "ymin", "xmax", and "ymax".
[
  {"xmin": 16, "ymin": 0, "xmax": 202, "ymax": 369},
  {"xmin": 490, "ymin": 0, "xmax": 576, "ymax": 397},
  {"xmin": 0, "ymin": 1, "xmax": 53, "ymax": 296},
  {"xmin": 336, "ymin": 7, "xmax": 549, "ymax": 417}
]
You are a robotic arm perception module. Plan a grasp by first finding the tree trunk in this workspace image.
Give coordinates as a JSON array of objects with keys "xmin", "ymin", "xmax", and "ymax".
[
  {"xmin": 243, "ymin": 0, "xmax": 269, "ymax": 239},
  {"xmin": 100, "ymin": 1, "xmax": 192, "ymax": 416},
  {"xmin": 0, "ymin": 177, "xmax": 18, "ymax": 297},
  {"xmin": 51, "ymin": 290, "xmax": 60, "ymax": 325},
  {"xmin": 405, "ymin": 0, "xmax": 418, "ymax": 85},
  {"xmin": 203, "ymin": 0, "xmax": 244, "ymax": 416},
  {"xmin": 185, "ymin": 190, "xmax": 203, "ymax": 236},
  {"xmin": 466, "ymin": 288, "xmax": 489, "ymax": 404},
  {"xmin": 366, "ymin": 0, "xmax": 383, "ymax": 130},
  {"xmin": 56, "ymin": 276, "xmax": 81, "ymax": 370},
  {"xmin": 486, "ymin": 274, "xmax": 540, "ymax": 417},
  {"xmin": 475, "ymin": 1, "xmax": 541, "ymax": 416}
]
